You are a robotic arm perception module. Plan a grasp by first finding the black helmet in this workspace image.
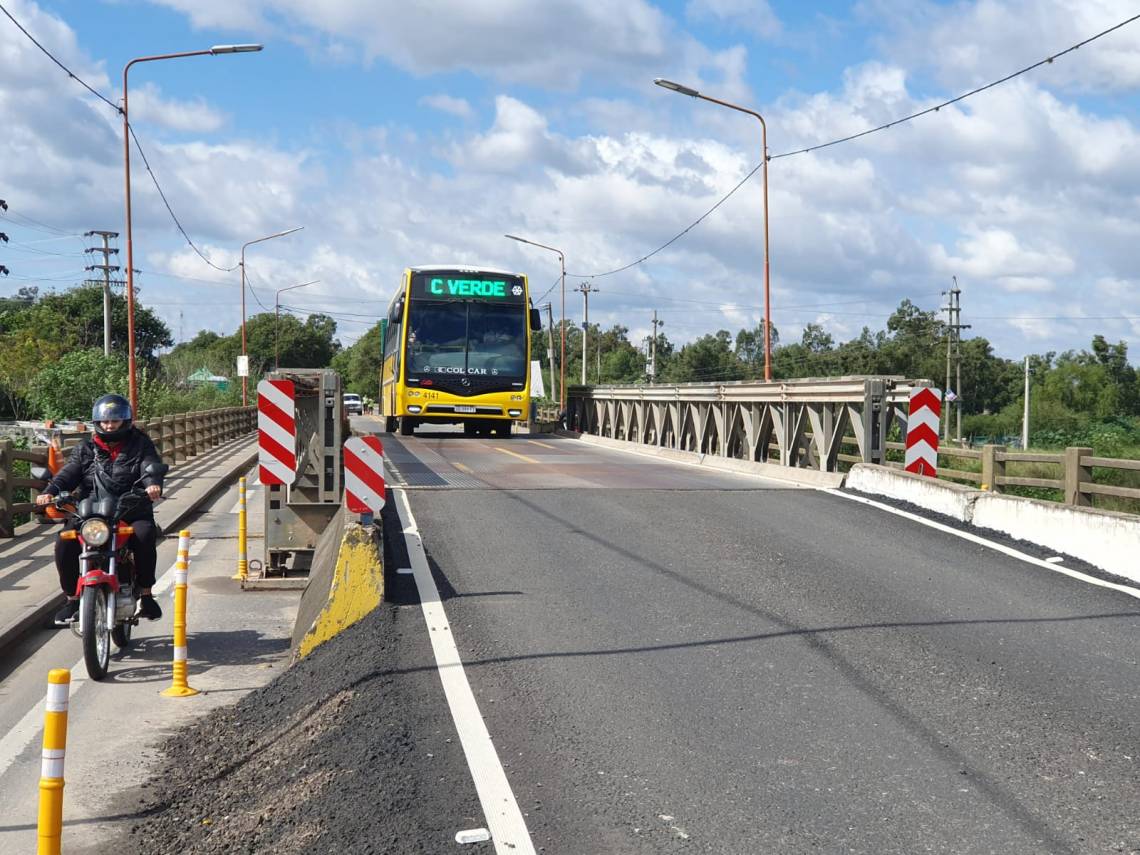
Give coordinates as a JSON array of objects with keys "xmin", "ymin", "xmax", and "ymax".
[{"xmin": 91, "ymin": 394, "xmax": 133, "ymax": 441}]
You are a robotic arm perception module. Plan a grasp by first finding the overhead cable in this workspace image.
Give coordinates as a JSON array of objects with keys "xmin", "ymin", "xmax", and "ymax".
[{"xmin": 568, "ymin": 12, "xmax": 1140, "ymax": 280}]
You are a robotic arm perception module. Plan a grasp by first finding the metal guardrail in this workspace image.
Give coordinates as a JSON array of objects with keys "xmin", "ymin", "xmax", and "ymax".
[
  {"xmin": 567, "ymin": 377, "xmax": 924, "ymax": 469},
  {"xmin": 0, "ymin": 406, "xmax": 256, "ymax": 538}
]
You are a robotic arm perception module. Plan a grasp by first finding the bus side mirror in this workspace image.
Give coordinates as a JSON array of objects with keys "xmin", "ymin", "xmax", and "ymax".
[{"xmin": 529, "ymin": 308, "xmax": 542, "ymax": 331}]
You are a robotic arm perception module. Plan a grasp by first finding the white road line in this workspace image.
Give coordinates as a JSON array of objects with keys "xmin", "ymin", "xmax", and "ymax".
[
  {"xmin": 821, "ymin": 489, "xmax": 1140, "ymax": 600},
  {"xmin": 0, "ymin": 662, "xmax": 86, "ymax": 781},
  {"xmin": 153, "ymin": 539, "xmax": 206, "ymax": 596},
  {"xmin": 228, "ymin": 490, "xmax": 259, "ymax": 514},
  {"xmin": 393, "ymin": 488, "xmax": 536, "ymax": 855}
]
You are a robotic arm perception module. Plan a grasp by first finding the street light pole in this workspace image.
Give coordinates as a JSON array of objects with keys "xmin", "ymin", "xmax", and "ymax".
[
  {"xmin": 121, "ymin": 44, "xmax": 263, "ymax": 416},
  {"xmin": 275, "ymin": 280, "xmax": 320, "ymax": 370},
  {"xmin": 654, "ymin": 78, "xmax": 773, "ymax": 381},
  {"xmin": 505, "ymin": 234, "xmax": 566, "ymax": 412},
  {"xmin": 240, "ymin": 226, "xmax": 304, "ymax": 403}
]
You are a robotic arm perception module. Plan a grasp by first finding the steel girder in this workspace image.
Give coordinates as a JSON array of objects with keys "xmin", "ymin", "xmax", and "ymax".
[{"xmin": 567, "ymin": 376, "xmax": 926, "ymax": 471}]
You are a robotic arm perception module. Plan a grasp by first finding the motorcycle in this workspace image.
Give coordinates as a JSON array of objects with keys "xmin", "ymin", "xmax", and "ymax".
[{"xmin": 34, "ymin": 461, "xmax": 169, "ymax": 680}]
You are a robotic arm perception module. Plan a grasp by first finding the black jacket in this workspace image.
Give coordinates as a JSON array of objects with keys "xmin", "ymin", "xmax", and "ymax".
[{"xmin": 46, "ymin": 428, "xmax": 165, "ymax": 521}]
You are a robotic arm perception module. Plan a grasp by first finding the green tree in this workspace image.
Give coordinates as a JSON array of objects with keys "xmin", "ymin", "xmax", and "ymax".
[
  {"xmin": 244, "ymin": 312, "xmax": 341, "ymax": 374},
  {"xmin": 28, "ymin": 350, "xmax": 130, "ymax": 421},
  {"xmin": 667, "ymin": 331, "xmax": 743, "ymax": 383},
  {"xmin": 331, "ymin": 322, "xmax": 383, "ymax": 396},
  {"xmin": 0, "ymin": 332, "xmax": 63, "ymax": 418},
  {"xmin": 1, "ymin": 284, "xmax": 172, "ymax": 361}
]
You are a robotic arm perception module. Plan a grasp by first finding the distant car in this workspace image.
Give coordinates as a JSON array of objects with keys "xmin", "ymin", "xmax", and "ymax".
[{"xmin": 342, "ymin": 393, "xmax": 363, "ymax": 416}]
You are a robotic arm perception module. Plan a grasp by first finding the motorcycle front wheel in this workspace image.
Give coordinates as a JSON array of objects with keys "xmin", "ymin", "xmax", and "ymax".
[{"xmin": 81, "ymin": 586, "xmax": 111, "ymax": 680}]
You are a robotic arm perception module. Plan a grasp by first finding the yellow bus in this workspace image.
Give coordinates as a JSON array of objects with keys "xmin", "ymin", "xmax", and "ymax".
[{"xmin": 380, "ymin": 266, "xmax": 542, "ymax": 437}]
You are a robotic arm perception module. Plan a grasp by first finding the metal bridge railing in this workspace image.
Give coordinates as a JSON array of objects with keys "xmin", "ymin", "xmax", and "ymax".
[
  {"xmin": 0, "ymin": 406, "xmax": 256, "ymax": 538},
  {"xmin": 566, "ymin": 376, "xmax": 924, "ymax": 471}
]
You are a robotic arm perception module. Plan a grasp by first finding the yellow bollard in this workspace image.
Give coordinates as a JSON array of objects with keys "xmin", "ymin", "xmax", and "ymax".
[
  {"xmin": 231, "ymin": 477, "xmax": 248, "ymax": 582},
  {"xmin": 161, "ymin": 530, "xmax": 199, "ymax": 698},
  {"xmin": 37, "ymin": 668, "xmax": 70, "ymax": 855}
]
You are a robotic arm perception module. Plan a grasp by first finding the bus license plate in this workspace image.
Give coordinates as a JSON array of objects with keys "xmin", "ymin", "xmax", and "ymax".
[{"xmin": 455, "ymin": 406, "xmax": 476, "ymax": 413}]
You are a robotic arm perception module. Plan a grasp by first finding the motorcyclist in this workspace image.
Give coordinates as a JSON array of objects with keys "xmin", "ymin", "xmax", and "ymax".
[{"xmin": 35, "ymin": 394, "xmax": 165, "ymax": 626}]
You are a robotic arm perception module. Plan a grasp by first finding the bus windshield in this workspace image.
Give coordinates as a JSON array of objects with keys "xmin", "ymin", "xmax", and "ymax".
[{"xmin": 407, "ymin": 300, "xmax": 526, "ymax": 378}]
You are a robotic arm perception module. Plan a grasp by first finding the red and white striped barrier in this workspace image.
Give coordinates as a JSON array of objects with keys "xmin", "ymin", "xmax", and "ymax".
[
  {"xmin": 257, "ymin": 379, "xmax": 296, "ymax": 485},
  {"xmin": 904, "ymin": 386, "xmax": 941, "ymax": 477},
  {"xmin": 344, "ymin": 436, "xmax": 386, "ymax": 514}
]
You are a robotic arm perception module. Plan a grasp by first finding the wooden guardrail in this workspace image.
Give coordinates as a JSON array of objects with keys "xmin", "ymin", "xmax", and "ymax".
[
  {"xmin": 838, "ymin": 439, "xmax": 1140, "ymax": 509},
  {"xmin": 0, "ymin": 406, "xmax": 256, "ymax": 538}
]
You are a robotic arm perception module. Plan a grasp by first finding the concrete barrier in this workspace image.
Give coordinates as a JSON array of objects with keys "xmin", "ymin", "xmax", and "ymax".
[
  {"xmin": 846, "ymin": 463, "xmax": 977, "ymax": 522},
  {"xmin": 971, "ymin": 493, "xmax": 1140, "ymax": 584},
  {"xmin": 292, "ymin": 506, "xmax": 384, "ymax": 660},
  {"xmin": 845, "ymin": 463, "xmax": 1140, "ymax": 585},
  {"xmin": 558, "ymin": 430, "xmax": 845, "ymax": 488}
]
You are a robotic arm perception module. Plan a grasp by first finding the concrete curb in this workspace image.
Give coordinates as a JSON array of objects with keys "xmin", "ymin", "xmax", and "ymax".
[
  {"xmin": 554, "ymin": 430, "xmax": 845, "ymax": 489},
  {"xmin": 293, "ymin": 506, "xmax": 384, "ymax": 660},
  {"xmin": 0, "ymin": 439, "xmax": 258, "ymax": 657},
  {"xmin": 847, "ymin": 463, "xmax": 1140, "ymax": 584}
]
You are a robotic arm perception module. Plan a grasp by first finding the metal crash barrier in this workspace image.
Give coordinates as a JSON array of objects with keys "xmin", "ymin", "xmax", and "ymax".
[{"xmin": 249, "ymin": 369, "xmax": 345, "ymax": 588}]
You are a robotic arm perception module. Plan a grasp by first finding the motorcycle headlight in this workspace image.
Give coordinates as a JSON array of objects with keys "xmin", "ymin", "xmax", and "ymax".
[{"xmin": 80, "ymin": 519, "xmax": 111, "ymax": 546}]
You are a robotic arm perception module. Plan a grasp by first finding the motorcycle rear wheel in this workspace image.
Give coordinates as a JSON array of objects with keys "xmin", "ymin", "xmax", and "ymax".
[
  {"xmin": 81, "ymin": 586, "xmax": 111, "ymax": 680},
  {"xmin": 111, "ymin": 621, "xmax": 132, "ymax": 649}
]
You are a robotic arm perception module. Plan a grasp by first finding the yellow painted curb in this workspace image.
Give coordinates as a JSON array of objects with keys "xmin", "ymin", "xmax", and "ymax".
[{"xmin": 297, "ymin": 523, "xmax": 384, "ymax": 659}]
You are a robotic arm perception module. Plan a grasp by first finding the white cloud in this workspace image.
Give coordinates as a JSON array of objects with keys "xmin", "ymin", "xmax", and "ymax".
[
  {"xmin": 130, "ymin": 83, "xmax": 227, "ymax": 133},
  {"xmin": 419, "ymin": 94, "xmax": 473, "ymax": 120},
  {"xmin": 686, "ymin": 0, "xmax": 781, "ymax": 37}
]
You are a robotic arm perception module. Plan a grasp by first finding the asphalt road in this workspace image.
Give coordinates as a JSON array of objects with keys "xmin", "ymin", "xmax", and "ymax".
[{"xmin": 383, "ymin": 425, "xmax": 1139, "ymax": 854}]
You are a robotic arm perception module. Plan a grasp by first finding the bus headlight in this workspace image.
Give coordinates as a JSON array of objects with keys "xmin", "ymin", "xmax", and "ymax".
[
  {"xmin": 80, "ymin": 519, "xmax": 111, "ymax": 546},
  {"xmin": 508, "ymin": 409, "xmax": 522, "ymax": 417},
  {"xmin": 408, "ymin": 405, "xmax": 422, "ymax": 414}
]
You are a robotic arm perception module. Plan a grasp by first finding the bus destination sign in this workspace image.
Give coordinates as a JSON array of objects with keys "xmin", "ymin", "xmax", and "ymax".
[{"xmin": 412, "ymin": 272, "xmax": 525, "ymax": 302}]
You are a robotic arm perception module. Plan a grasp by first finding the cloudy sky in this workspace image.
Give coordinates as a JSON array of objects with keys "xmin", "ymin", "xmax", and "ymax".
[{"xmin": 2, "ymin": 0, "xmax": 1139, "ymax": 363}]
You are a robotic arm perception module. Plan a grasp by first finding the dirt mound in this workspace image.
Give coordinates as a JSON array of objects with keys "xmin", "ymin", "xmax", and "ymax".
[{"xmin": 120, "ymin": 604, "xmax": 487, "ymax": 854}]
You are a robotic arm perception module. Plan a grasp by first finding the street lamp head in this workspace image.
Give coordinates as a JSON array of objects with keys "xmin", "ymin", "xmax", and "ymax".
[
  {"xmin": 654, "ymin": 78, "xmax": 700, "ymax": 98},
  {"xmin": 504, "ymin": 234, "xmax": 527, "ymax": 244},
  {"xmin": 210, "ymin": 44, "xmax": 264, "ymax": 54}
]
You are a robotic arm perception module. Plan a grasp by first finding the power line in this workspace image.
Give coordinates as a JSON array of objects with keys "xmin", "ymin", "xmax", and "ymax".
[
  {"xmin": 770, "ymin": 13, "xmax": 1140, "ymax": 160},
  {"xmin": 126, "ymin": 124, "xmax": 239, "ymax": 272},
  {"xmin": 0, "ymin": 2, "xmax": 240, "ymax": 274},
  {"xmin": 0, "ymin": 1, "xmax": 121, "ymax": 112},
  {"xmin": 567, "ymin": 12, "xmax": 1140, "ymax": 280}
]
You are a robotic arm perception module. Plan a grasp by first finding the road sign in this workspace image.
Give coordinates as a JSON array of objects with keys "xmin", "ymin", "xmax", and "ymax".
[
  {"xmin": 236, "ymin": 355, "xmax": 249, "ymax": 377},
  {"xmin": 344, "ymin": 436, "xmax": 386, "ymax": 514},
  {"xmin": 258, "ymin": 379, "xmax": 296, "ymax": 485},
  {"xmin": 904, "ymin": 386, "xmax": 941, "ymax": 477}
]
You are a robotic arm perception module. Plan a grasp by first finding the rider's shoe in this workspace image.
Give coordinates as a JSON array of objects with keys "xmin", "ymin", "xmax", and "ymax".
[
  {"xmin": 137, "ymin": 594, "xmax": 162, "ymax": 621},
  {"xmin": 53, "ymin": 598, "xmax": 80, "ymax": 626}
]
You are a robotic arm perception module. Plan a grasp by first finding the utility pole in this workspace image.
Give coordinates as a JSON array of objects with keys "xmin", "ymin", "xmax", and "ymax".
[
  {"xmin": 1, "ymin": 200, "xmax": 10, "ymax": 278},
  {"xmin": 84, "ymin": 230, "xmax": 121, "ymax": 356},
  {"xmin": 576, "ymin": 280, "xmax": 598, "ymax": 385},
  {"xmin": 941, "ymin": 278, "xmax": 971, "ymax": 442},
  {"xmin": 1021, "ymin": 355, "xmax": 1031, "ymax": 449},
  {"xmin": 649, "ymin": 311, "xmax": 664, "ymax": 383},
  {"xmin": 543, "ymin": 303, "xmax": 557, "ymax": 404}
]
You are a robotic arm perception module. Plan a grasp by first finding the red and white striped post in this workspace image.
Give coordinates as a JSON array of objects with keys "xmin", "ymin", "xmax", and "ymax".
[
  {"xmin": 344, "ymin": 436, "xmax": 387, "ymax": 518},
  {"xmin": 904, "ymin": 386, "xmax": 942, "ymax": 477},
  {"xmin": 257, "ymin": 379, "xmax": 297, "ymax": 485}
]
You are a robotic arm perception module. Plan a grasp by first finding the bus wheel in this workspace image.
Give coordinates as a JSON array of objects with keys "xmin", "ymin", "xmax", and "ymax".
[
  {"xmin": 385, "ymin": 416, "xmax": 397, "ymax": 433},
  {"xmin": 463, "ymin": 422, "xmax": 478, "ymax": 437},
  {"xmin": 495, "ymin": 419, "xmax": 514, "ymax": 438},
  {"xmin": 399, "ymin": 417, "xmax": 415, "ymax": 436}
]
